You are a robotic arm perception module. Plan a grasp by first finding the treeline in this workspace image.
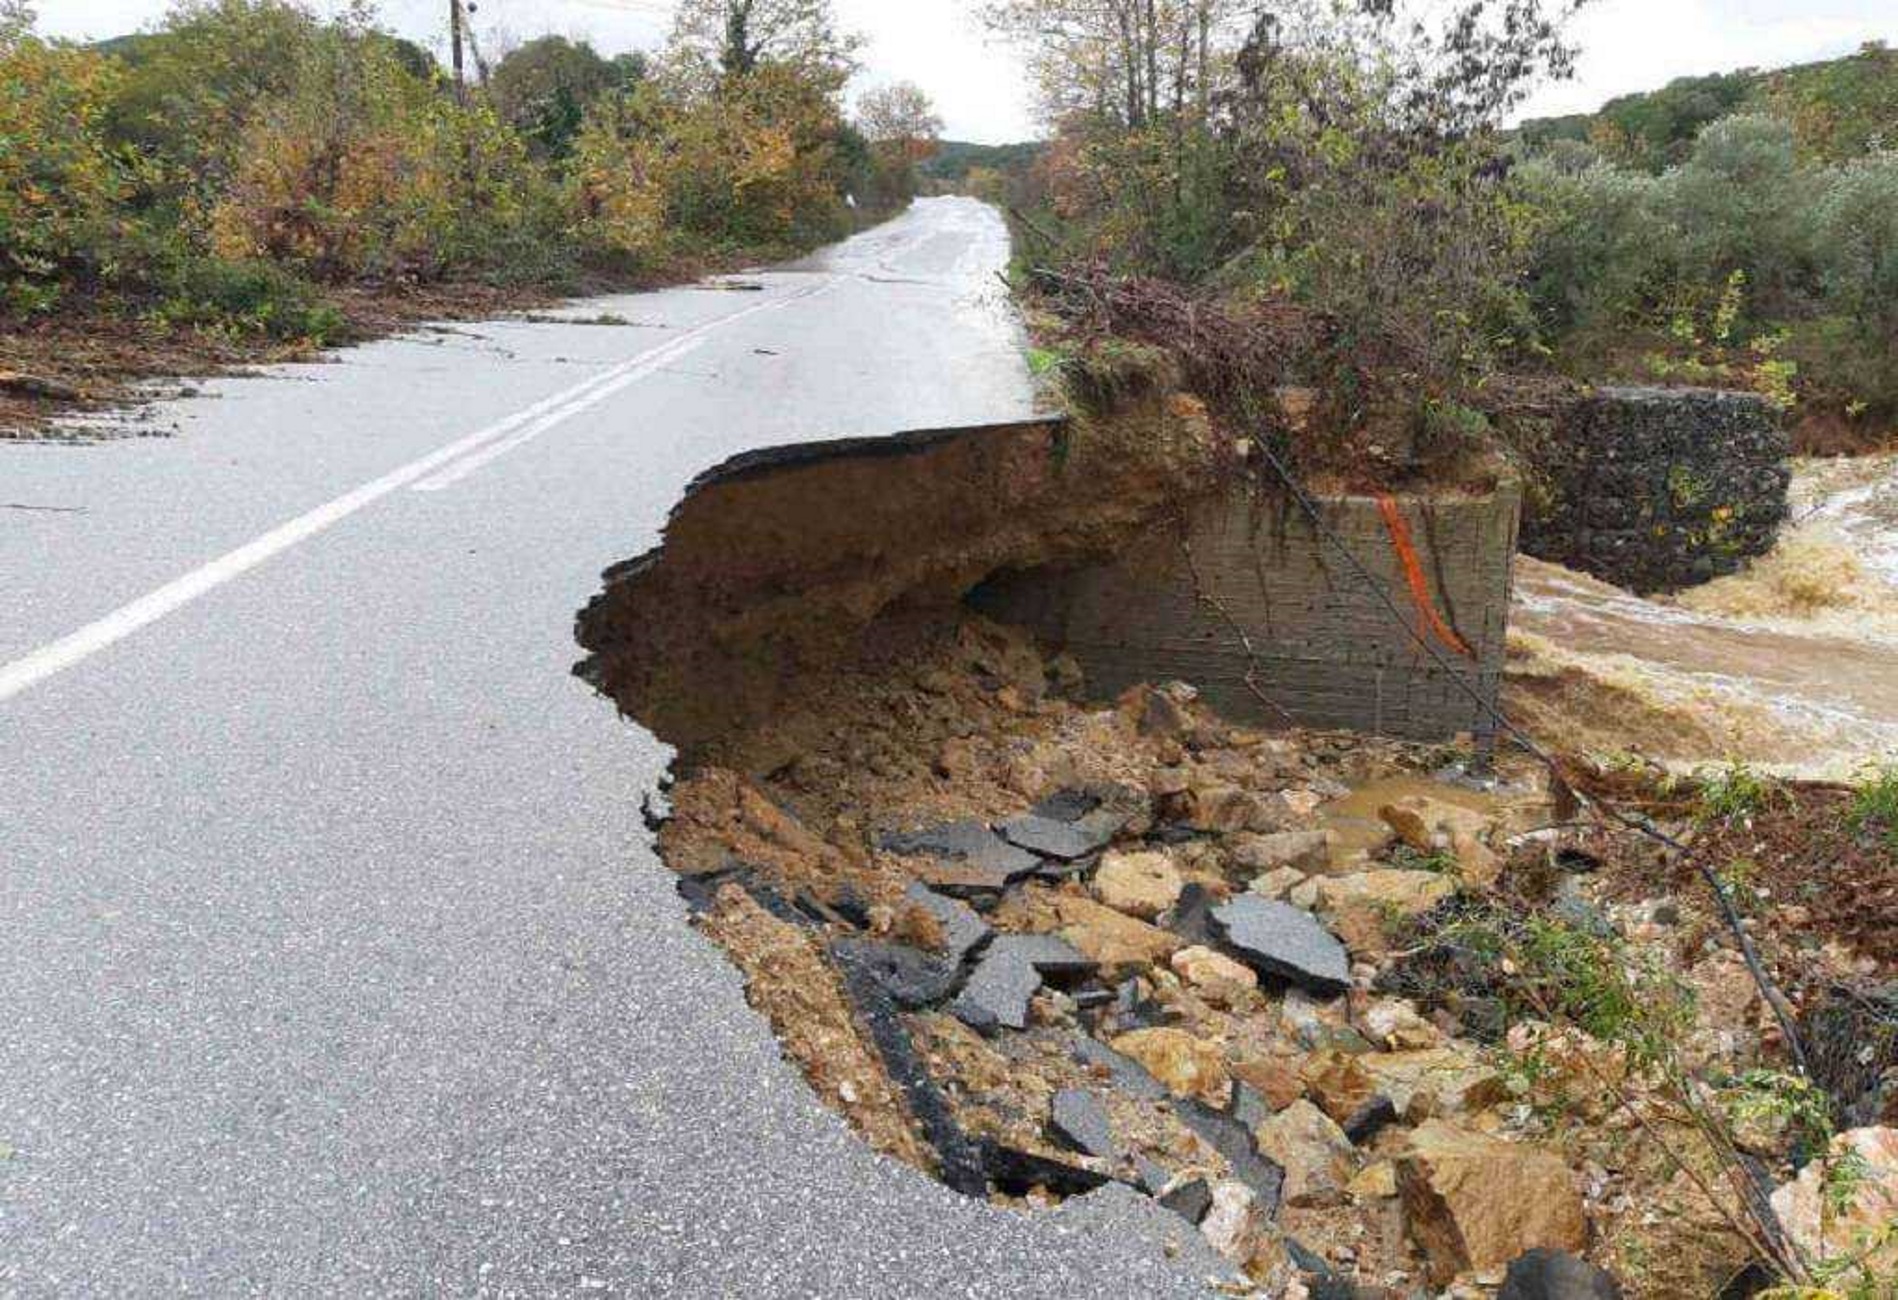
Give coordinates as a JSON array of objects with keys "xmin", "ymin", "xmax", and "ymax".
[
  {"xmin": 1519, "ymin": 112, "xmax": 1898, "ymax": 420},
  {"xmin": 1518, "ymin": 42, "xmax": 1898, "ymax": 171},
  {"xmin": 0, "ymin": 0, "xmax": 940, "ymax": 343},
  {"xmin": 981, "ymin": 2, "xmax": 1898, "ymax": 439}
]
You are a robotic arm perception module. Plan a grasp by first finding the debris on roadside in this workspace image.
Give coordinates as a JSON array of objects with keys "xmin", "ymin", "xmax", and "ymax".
[{"xmin": 638, "ymin": 613, "xmax": 1895, "ymax": 1296}]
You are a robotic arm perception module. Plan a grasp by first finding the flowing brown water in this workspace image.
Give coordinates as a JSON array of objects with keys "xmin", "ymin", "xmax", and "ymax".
[{"xmin": 1507, "ymin": 453, "xmax": 1898, "ymax": 778}]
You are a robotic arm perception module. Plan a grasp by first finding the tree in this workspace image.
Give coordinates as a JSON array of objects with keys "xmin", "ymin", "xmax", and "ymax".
[
  {"xmin": 0, "ymin": 1, "xmax": 34, "ymax": 45},
  {"xmin": 980, "ymin": 0, "xmax": 1243, "ymax": 131},
  {"xmin": 666, "ymin": 0, "xmax": 859, "ymax": 92},
  {"xmin": 490, "ymin": 35, "xmax": 639, "ymax": 159},
  {"xmin": 856, "ymin": 82, "xmax": 943, "ymax": 161}
]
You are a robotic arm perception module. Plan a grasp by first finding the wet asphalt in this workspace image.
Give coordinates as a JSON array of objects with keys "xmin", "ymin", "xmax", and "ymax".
[{"xmin": 0, "ymin": 200, "xmax": 1229, "ymax": 1295}]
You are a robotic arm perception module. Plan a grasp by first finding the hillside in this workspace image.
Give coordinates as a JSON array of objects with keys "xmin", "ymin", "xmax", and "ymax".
[
  {"xmin": 1517, "ymin": 39, "xmax": 1897, "ymax": 168},
  {"xmin": 920, "ymin": 139, "xmax": 1044, "ymax": 184}
]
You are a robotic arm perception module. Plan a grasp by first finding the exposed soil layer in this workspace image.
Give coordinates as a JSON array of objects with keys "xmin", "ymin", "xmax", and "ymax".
[{"xmin": 575, "ymin": 393, "xmax": 1222, "ymax": 760}]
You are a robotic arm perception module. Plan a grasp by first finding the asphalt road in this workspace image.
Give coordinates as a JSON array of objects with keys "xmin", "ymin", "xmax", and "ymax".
[{"xmin": 0, "ymin": 199, "xmax": 1225, "ymax": 1295}]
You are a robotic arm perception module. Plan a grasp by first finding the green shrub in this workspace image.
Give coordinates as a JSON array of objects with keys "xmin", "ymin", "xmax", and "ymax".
[
  {"xmin": 153, "ymin": 254, "xmax": 342, "ymax": 341},
  {"xmin": 0, "ymin": 31, "xmax": 131, "ymax": 311}
]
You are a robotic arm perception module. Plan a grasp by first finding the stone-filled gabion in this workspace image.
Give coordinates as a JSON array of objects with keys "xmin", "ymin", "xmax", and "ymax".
[{"xmin": 1520, "ymin": 386, "xmax": 1791, "ymax": 594}]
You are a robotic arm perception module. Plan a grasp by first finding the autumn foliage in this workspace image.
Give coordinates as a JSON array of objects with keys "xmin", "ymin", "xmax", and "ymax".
[{"xmin": 0, "ymin": 0, "xmax": 911, "ymax": 337}]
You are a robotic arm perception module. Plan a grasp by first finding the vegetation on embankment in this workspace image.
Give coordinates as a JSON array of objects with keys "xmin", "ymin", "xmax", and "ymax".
[
  {"xmin": 975, "ymin": 6, "xmax": 1898, "ymax": 455},
  {"xmin": 0, "ymin": 0, "xmax": 944, "ymax": 431}
]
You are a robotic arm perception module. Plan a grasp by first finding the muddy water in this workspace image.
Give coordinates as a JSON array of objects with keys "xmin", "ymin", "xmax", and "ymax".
[
  {"xmin": 1508, "ymin": 452, "xmax": 1898, "ymax": 777},
  {"xmin": 1319, "ymin": 774, "xmax": 1550, "ymax": 868}
]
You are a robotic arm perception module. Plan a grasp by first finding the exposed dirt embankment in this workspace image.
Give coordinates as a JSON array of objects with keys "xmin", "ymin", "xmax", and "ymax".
[{"xmin": 574, "ymin": 391, "xmax": 1221, "ymax": 762}]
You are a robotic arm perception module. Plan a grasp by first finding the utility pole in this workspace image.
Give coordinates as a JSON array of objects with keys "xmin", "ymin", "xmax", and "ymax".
[{"xmin": 448, "ymin": 0, "xmax": 466, "ymax": 102}]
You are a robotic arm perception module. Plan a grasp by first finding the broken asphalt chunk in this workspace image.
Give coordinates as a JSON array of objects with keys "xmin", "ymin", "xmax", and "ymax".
[
  {"xmin": 1212, "ymin": 895, "xmax": 1351, "ymax": 996},
  {"xmin": 830, "ymin": 939, "xmax": 958, "ymax": 1009},
  {"xmin": 1176, "ymin": 1098, "xmax": 1286, "ymax": 1215},
  {"xmin": 951, "ymin": 935, "xmax": 1095, "ymax": 1034},
  {"xmin": 903, "ymin": 882, "xmax": 992, "ymax": 968},
  {"xmin": 882, "ymin": 821, "xmax": 1040, "ymax": 899},
  {"xmin": 1050, "ymin": 1088, "xmax": 1117, "ymax": 1161},
  {"xmin": 1000, "ymin": 810, "xmax": 1122, "ymax": 862},
  {"xmin": 832, "ymin": 954, "xmax": 988, "ymax": 1198}
]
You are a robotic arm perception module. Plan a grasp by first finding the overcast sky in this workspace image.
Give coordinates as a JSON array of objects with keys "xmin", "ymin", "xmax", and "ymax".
[{"xmin": 36, "ymin": 0, "xmax": 1895, "ymax": 143}]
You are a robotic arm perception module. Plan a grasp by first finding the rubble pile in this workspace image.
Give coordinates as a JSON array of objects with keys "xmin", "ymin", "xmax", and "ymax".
[{"xmin": 647, "ymin": 616, "xmax": 1898, "ymax": 1297}]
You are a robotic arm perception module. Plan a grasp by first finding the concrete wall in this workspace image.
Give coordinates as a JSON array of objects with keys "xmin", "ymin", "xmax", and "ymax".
[
  {"xmin": 971, "ymin": 483, "xmax": 1521, "ymax": 743},
  {"xmin": 1520, "ymin": 386, "xmax": 1791, "ymax": 594}
]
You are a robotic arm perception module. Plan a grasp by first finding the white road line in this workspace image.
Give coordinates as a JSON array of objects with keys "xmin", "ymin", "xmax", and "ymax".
[
  {"xmin": 0, "ymin": 281, "xmax": 832, "ymax": 705},
  {"xmin": 410, "ymin": 279, "xmax": 834, "ymax": 492}
]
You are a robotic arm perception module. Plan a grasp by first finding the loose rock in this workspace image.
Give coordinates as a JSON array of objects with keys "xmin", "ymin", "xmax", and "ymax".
[
  {"xmin": 1497, "ymin": 1249, "xmax": 1625, "ymax": 1299},
  {"xmin": 1254, "ymin": 1099, "xmax": 1357, "ymax": 1208},
  {"xmin": 1170, "ymin": 944, "xmax": 1259, "ymax": 1006},
  {"xmin": 1230, "ymin": 829, "xmax": 1334, "ymax": 875},
  {"xmin": 1094, "ymin": 849, "xmax": 1185, "ymax": 920},
  {"xmin": 1768, "ymin": 1126, "xmax": 1898, "ymax": 1277},
  {"xmin": 1199, "ymin": 1179, "xmax": 1265, "ymax": 1265},
  {"xmin": 1397, "ymin": 1121, "xmax": 1589, "ymax": 1285},
  {"xmin": 1110, "ymin": 1027, "xmax": 1231, "ymax": 1107}
]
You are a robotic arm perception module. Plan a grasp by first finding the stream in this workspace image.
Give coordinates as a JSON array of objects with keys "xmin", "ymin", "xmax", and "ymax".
[{"xmin": 1507, "ymin": 452, "xmax": 1898, "ymax": 779}]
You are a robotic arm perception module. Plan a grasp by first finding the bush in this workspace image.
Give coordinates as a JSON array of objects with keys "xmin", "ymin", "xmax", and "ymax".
[
  {"xmin": 209, "ymin": 20, "xmax": 570, "ymax": 284},
  {"xmin": 151, "ymin": 254, "xmax": 342, "ymax": 341},
  {"xmin": 0, "ymin": 33, "xmax": 130, "ymax": 311},
  {"xmin": 1806, "ymin": 154, "xmax": 1898, "ymax": 409},
  {"xmin": 1519, "ymin": 159, "xmax": 1670, "ymax": 353}
]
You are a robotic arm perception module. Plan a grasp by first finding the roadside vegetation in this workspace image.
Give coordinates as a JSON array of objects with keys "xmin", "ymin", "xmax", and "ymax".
[
  {"xmin": 0, "ymin": 0, "xmax": 942, "ymax": 426},
  {"xmin": 977, "ymin": 3, "xmax": 1898, "ymax": 451}
]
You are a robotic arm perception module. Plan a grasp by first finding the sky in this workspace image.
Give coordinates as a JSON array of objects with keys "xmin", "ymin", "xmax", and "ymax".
[{"xmin": 35, "ymin": 0, "xmax": 1897, "ymax": 144}]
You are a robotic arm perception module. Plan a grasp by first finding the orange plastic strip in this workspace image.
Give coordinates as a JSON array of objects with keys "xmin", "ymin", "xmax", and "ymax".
[{"xmin": 1376, "ymin": 494, "xmax": 1476, "ymax": 660}]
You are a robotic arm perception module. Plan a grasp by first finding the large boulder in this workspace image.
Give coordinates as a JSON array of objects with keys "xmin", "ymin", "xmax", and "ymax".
[{"xmin": 1397, "ymin": 1121, "xmax": 1589, "ymax": 1285}]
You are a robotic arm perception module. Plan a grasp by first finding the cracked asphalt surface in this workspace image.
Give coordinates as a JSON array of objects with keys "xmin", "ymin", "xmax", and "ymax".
[{"xmin": 0, "ymin": 200, "xmax": 1225, "ymax": 1295}]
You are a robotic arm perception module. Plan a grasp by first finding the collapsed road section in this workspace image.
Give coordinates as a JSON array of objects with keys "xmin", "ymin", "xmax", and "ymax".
[{"xmin": 572, "ymin": 383, "xmax": 1846, "ymax": 1296}]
